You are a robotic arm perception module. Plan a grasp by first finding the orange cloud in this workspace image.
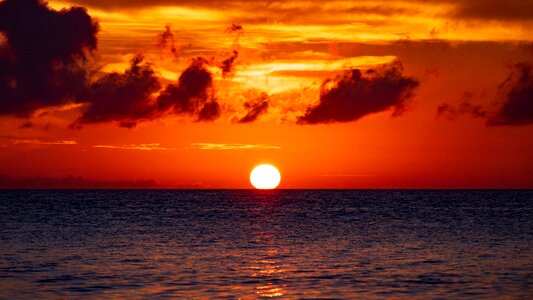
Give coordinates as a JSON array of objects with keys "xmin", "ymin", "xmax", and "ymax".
[
  {"xmin": 13, "ymin": 139, "xmax": 78, "ymax": 145},
  {"xmin": 190, "ymin": 143, "xmax": 280, "ymax": 150},
  {"xmin": 92, "ymin": 143, "xmax": 175, "ymax": 150}
]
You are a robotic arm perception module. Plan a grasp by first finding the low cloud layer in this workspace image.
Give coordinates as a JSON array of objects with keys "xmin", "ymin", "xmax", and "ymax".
[
  {"xmin": 0, "ymin": 174, "xmax": 158, "ymax": 189},
  {"xmin": 297, "ymin": 62, "xmax": 419, "ymax": 124}
]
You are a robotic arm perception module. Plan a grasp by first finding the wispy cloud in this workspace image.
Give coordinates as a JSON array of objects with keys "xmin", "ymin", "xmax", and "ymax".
[
  {"xmin": 191, "ymin": 143, "xmax": 281, "ymax": 150},
  {"xmin": 93, "ymin": 143, "xmax": 175, "ymax": 151},
  {"xmin": 13, "ymin": 139, "xmax": 77, "ymax": 145}
]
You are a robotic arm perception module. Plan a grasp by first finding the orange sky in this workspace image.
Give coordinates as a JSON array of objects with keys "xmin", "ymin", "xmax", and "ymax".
[{"xmin": 0, "ymin": 0, "xmax": 532, "ymax": 188}]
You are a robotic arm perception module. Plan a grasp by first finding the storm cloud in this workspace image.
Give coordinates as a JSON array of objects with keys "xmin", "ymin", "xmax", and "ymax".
[
  {"xmin": 297, "ymin": 62, "xmax": 419, "ymax": 124},
  {"xmin": 0, "ymin": 0, "xmax": 98, "ymax": 116}
]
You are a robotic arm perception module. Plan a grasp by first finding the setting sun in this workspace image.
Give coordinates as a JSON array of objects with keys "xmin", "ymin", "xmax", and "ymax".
[{"xmin": 250, "ymin": 164, "xmax": 281, "ymax": 189}]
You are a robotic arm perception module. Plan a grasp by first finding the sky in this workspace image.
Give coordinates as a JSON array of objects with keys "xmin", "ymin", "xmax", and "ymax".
[{"xmin": 0, "ymin": 0, "xmax": 532, "ymax": 188}]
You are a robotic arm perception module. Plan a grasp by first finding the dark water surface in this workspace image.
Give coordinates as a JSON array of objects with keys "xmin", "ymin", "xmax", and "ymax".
[{"xmin": 0, "ymin": 190, "xmax": 532, "ymax": 299}]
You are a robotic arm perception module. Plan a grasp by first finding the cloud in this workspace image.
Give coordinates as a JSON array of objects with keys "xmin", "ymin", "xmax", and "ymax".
[
  {"xmin": 238, "ymin": 92, "xmax": 269, "ymax": 123},
  {"xmin": 196, "ymin": 101, "xmax": 221, "ymax": 121},
  {"xmin": 68, "ymin": 0, "xmax": 533, "ymax": 21},
  {"xmin": 435, "ymin": 63, "xmax": 532, "ymax": 126},
  {"xmin": 92, "ymin": 143, "xmax": 175, "ymax": 150},
  {"xmin": 191, "ymin": 143, "xmax": 280, "ymax": 150},
  {"xmin": 19, "ymin": 121, "xmax": 35, "ymax": 129},
  {"xmin": 0, "ymin": 0, "xmax": 98, "ymax": 116},
  {"xmin": 226, "ymin": 23, "xmax": 244, "ymax": 33},
  {"xmin": 71, "ymin": 55, "xmax": 161, "ymax": 128},
  {"xmin": 226, "ymin": 23, "xmax": 244, "ymax": 48},
  {"xmin": 0, "ymin": 1, "xmax": 225, "ymax": 127},
  {"xmin": 488, "ymin": 63, "xmax": 533, "ymax": 126},
  {"xmin": 297, "ymin": 61, "xmax": 419, "ymax": 124},
  {"xmin": 220, "ymin": 50, "xmax": 238, "ymax": 78},
  {"xmin": 71, "ymin": 55, "xmax": 224, "ymax": 128},
  {"xmin": 436, "ymin": 92, "xmax": 487, "ymax": 120},
  {"xmin": 157, "ymin": 24, "xmax": 178, "ymax": 59},
  {"xmin": 73, "ymin": 55, "xmax": 223, "ymax": 128},
  {"xmin": 448, "ymin": 0, "xmax": 533, "ymax": 21},
  {"xmin": 12, "ymin": 139, "xmax": 77, "ymax": 145},
  {"xmin": 157, "ymin": 57, "xmax": 220, "ymax": 121}
]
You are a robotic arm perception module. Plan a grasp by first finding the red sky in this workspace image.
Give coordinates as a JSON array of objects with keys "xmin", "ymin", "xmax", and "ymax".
[{"xmin": 0, "ymin": 0, "xmax": 532, "ymax": 188}]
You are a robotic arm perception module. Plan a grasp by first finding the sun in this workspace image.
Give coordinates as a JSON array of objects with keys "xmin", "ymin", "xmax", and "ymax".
[{"xmin": 250, "ymin": 164, "xmax": 281, "ymax": 189}]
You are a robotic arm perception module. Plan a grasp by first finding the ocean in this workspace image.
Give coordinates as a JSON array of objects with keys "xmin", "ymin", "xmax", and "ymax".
[{"xmin": 0, "ymin": 190, "xmax": 531, "ymax": 299}]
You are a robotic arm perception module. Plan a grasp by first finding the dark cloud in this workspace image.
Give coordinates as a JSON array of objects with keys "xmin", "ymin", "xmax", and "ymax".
[
  {"xmin": 436, "ymin": 92, "xmax": 487, "ymax": 120},
  {"xmin": 19, "ymin": 121, "xmax": 35, "ymax": 129},
  {"xmin": 64, "ymin": 0, "xmax": 533, "ymax": 23},
  {"xmin": 0, "ymin": 0, "xmax": 247, "ymax": 127},
  {"xmin": 488, "ymin": 63, "xmax": 533, "ymax": 126},
  {"xmin": 220, "ymin": 50, "xmax": 238, "ymax": 78},
  {"xmin": 297, "ymin": 62, "xmax": 419, "ymax": 124},
  {"xmin": 449, "ymin": 0, "xmax": 533, "ymax": 21},
  {"xmin": 239, "ymin": 92, "xmax": 269, "ymax": 123},
  {"xmin": 71, "ymin": 55, "xmax": 161, "ymax": 128},
  {"xmin": 157, "ymin": 58, "xmax": 220, "ymax": 121},
  {"xmin": 197, "ymin": 101, "xmax": 221, "ymax": 121},
  {"xmin": 73, "ymin": 56, "xmax": 222, "ymax": 127},
  {"xmin": 0, "ymin": 0, "xmax": 98, "ymax": 116},
  {"xmin": 157, "ymin": 24, "xmax": 178, "ymax": 59},
  {"xmin": 226, "ymin": 23, "xmax": 244, "ymax": 33},
  {"xmin": 436, "ymin": 63, "xmax": 532, "ymax": 126}
]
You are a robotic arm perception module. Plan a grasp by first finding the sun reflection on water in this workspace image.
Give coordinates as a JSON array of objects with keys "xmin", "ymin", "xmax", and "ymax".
[{"xmin": 250, "ymin": 249, "xmax": 287, "ymax": 297}]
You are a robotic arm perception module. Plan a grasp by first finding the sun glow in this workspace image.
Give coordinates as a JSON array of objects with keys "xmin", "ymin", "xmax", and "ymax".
[{"xmin": 250, "ymin": 164, "xmax": 281, "ymax": 189}]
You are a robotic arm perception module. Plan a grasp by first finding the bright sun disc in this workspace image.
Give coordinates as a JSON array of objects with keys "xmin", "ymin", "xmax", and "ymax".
[{"xmin": 250, "ymin": 164, "xmax": 281, "ymax": 189}]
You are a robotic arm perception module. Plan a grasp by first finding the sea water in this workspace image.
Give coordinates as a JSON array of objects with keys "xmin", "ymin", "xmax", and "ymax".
[{"xmin": 0, "ymin": 190, "xmax": 531, "ymax": 298}]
